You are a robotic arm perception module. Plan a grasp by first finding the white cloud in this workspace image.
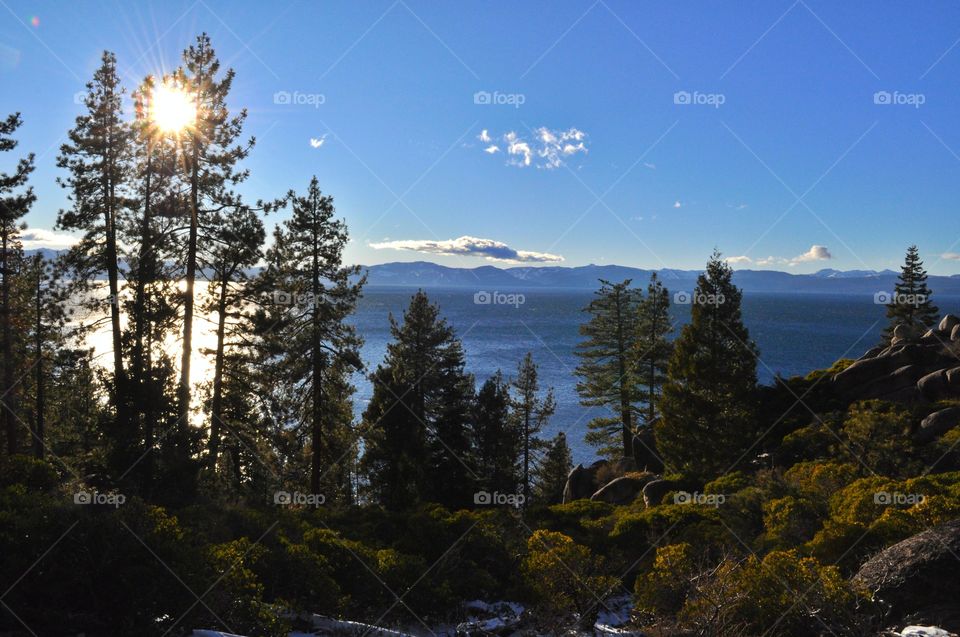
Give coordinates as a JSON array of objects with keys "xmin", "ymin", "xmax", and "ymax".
[
  {"xmin": 942, "ymin": 252, "xmax": 960, "ymax": 260},
  {"xmin": 673, "ymin": 200, "xmax": 682, "ymax": 208},
  {"xmin": 792, "ymin": 245, "xmax": 832, "ymax": 262},
  {"xmin": 751, "ymin": 245, "xmax": 833, "ymax": 268},
  {"xmin": 725, "ymin": 255, "xmax": 753, "ymax": 266},
  {"xmin": 309, "ymin": 134, "xmax": 328, "ymax": 149},
  {"xmin": 643, "ymin": 162, "xmax": 656, "ymax": 170},
  {"xmin": 370, "ymin": 235, "xmax": 563, "ymax": 263},
  {"xmin": 483, "ymin": 127, "xmax": 588, "ymax": 169},
  {"xmin": 20, "ymin": 228, "xmax": 78, "ymax": 250}
]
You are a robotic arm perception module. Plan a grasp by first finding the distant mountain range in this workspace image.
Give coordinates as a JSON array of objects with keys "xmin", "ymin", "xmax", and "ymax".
[
  {"xmin": 360, "ymin": 261, "xmax": 960, "ymax": 295},
  {"xmin": 25, "ymin": 249, "xmax": 960, "ymax": 295}
]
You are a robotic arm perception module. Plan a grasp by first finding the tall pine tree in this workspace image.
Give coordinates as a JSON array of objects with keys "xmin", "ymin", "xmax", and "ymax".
[
  {"xmin": 635, "ymin": 273, "xmax": 673, "ymax": 427},
  {"xmin": 361, "ymin": 291, "xmax": 475, "ymax": 510},
  {"xmin": 883, "ymin": 245, "xmax": 939, "ymax": 341},
  {"xmin": 656, "ymin": 251, "xmax": 759, "ymax": 480},
  {"xmin": 511, "ymin": 352, "xmax": 555, "ymax": 506},
  {"xmin": 575, "ymin": 280, "xmax": 643, "ymax": 459},
  {"xmin": 472, "ymin": 371, "xmax": 521, "ymax": 497},
  {"xmin": 0, "ymin": 113, "xmax": 35, "ymax": 455}
]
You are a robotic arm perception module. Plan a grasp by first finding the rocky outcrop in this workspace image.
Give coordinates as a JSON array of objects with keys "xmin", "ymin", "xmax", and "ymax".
[
  {"xmin": 562, "ymin": 460, "xmax": 609, "ymax": 503},
  {"xmin": 633, "ymin": 426, "xmax": 664, "ymax": 473},
  {"xmin": 590, "ymin": 473, "xmax": 655, "ymax": 505},
  {"xmin": 643, "ymin": 479, "xmax": 682, "ymax": 508},
  {"xmin": 854, "ymin": 519, "xmax": 960, "ymax": 631},
  {"xmin": 834, "ymin": 315, "xmax": 960, "ymax": 405},
  {"xmin": 915, "ymin": 407, "xmax": 960, "ymax": 443}
]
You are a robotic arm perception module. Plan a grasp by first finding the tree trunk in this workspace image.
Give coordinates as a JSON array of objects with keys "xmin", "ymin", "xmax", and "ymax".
[
  {"xmin": 1, "ymin": 232, "xmax": 15, "ymax": 455},
  {"xmin": 178, "ymin": 137, "xmax": 200, "ymax": 429},
  {"xmin": 33, "ymin": 260, "xmax": 44, "ymax": 459},
  {"xmin": 207, "ymin": 273, "xmax": 229, "ymax": 468},
  {"xmin": 310, "ymin": 195, "xmax": 323, "ymax": 499}
]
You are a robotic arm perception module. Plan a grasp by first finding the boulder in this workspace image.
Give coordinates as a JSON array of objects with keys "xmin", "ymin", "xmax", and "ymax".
[
  {"xmin": 860, "ymin": 345, "xmax": 886, "ymax": 360},
  {"xmin": 853, "ymin": 519, "xmax": 960, "ymax": 630},
  {"xmin": 918, "ymin": 370, "xmax": 950, "ymax": 401},
  {"xmin": 591, "ymin": 473, "xmax": 655, "ymax": 505},
  {"xmin": 642, "ymin": 479, "xmax": 682, "ymax": 508},
  {"xmin": 952, "ymin": 325, "xmax": 960, "ymax": 342},
  {"xmin": 915, "ymin": 407, "xmax": 960, "ymax": 443},
  {"xmin": 632, "ymin": 427, "xmax": 664, "ymax": 473},
  {"xmin": 939, "ymin": 314, "xmax": 960, "ymax": 334},
  {"xmin": 562, "ymin": 460, "xmax": 609, "ymax": 503}
]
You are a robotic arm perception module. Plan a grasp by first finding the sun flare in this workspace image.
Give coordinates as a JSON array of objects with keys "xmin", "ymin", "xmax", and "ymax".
[{"xmin": 151, "ymin": 82, "xmax": 195, "ymax": 133}]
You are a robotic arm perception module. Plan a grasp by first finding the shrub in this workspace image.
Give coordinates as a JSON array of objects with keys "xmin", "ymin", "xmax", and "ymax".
[
  {"xmin": 522, "ymin": 529, "xmax": 618, "ymax": 630},
  {"xmin": 634, "ymin": 543, "xmax": 697, "ymax": 616}
]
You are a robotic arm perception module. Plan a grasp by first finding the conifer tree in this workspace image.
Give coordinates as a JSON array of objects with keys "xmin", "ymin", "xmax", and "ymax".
[
  {"xmin": 56, "ymin": 51, "xmax": 133, "ymax": 439},
  {"xmin": 883, "ymin": 245, "xmax": 939, "ymax": 341},
  {"xmin": 255, "ymin": 177, "xmax": 362, "ymax": 502},
  {"xmin": 361, "ymin": 291, "xmax": 475, "ymax": 510},
  {"xmin": 575, "ymin": 280, "xmax": 643, "ymax": 459},
  {"xmin": 534, "ymin": 431, "xmax": 572, "ymax": 505},
  {"xmin": 472, "ymin": 371, "xmax": 521, "ymax": 496},
  {"xmin": 656, "ymin": 251, "xmax": 759, "ymax": 480},
  {"xmin": 0, "ymin": 112, "xmax": 35, "ymax": 455},
  {"xmin": 635, "ymin": 273, "xmax": 673, "ymax": 427},
  {"xmin": 177, "ymin": 34, "xmax": 252, "ymax": 433},
  {"xmin": 511, "ymin": 352, "xmax": 555, "ymax": 505}
]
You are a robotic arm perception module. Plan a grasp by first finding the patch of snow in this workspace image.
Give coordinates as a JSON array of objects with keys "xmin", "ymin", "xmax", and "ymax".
[{"xmin": 900, "ymin": 627, "xmax": 956, "ymax": 637}]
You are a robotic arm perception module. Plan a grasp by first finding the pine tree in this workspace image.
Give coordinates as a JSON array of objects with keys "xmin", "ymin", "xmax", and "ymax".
[
  {"xmin": 575, "ymin": 280, "xmax": 643, "ymax": 459},
  {"xmin": 472, "ymin": 371, "xmax": 521, "ymax": 496},
  {"xmin": 56, "ymin": 51, "xmax": 133, "ymax": 442},
  {"xmin": 255, "ymin": 177, "xmax": 363, "ymax": 503},
  {"xmin": 635, "ymin": 273, "xmax": 673, "ymax": 427},
  {"xmin": 656, "ymin": 251, "xmax": 759, "ymax": 480},
  {"xmin": 0, "ymin": 112, "xmax": 35, "ymax": 455},
  {"xmin": 883, "ymin": 245, "xmax": 939, "ymax": 341},
  {"xmin": 177, "ymin": 34, "xmax": 252, "ymax": 435},
  {"xmin": 534, "ymin": 432, "xmax": 572, "ymax": 505},
  {"xmin": 200, "ymin": 204, "xmax": 264, "ymax": 472},
  {"xmin": 511, "ymin": 352, "xmax": 556, "ymax": 506},
  {"xmin": 361, "ymin": 291, "xmax": 475, "ymax": 510}
]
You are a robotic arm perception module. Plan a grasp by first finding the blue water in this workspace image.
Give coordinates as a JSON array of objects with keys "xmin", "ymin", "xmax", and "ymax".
[{"xmin": 351, "ymin": 287, "xmax": 960, "ymax": 463}]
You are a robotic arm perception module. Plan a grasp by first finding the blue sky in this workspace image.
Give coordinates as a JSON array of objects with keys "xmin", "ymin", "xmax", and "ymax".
[{"xmin": 2, "ymin": 0, "xmax": 960, "ymax": 273}]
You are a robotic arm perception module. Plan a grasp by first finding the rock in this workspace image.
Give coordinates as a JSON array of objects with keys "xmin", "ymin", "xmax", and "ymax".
[
  {"xmin": 642, "ymin": 479, "xmax": 681, "ymax": 508},
  {"xmin": 854, "ymin": 519, "xmax": 960, "ymax": 630},
  {"xmin": 590, "ymin": 473, "xmax": 655, "ymax": 505},
  {"xmin": 562, "ymin": 460, "xmax": 609, "ymax": 503},
  {"xmin": 860, "ymin": 345, "xmax": 886, "ymax": 360},
  {"xmin": 611, "ymin": 456, "xmax": 637, "ymax": 475},
  {"xmin": 953, "ymin": 325, "xmax": 960, "ymax": 342},
  {"xmin": 915, "ymin": 407, "xmax": 960, "ymax": 443},
  {"xmin": 939, "ymin": 315, "xmax": 960, "ymax": 334},
  {"xmin": 918, "ymin": 370, "xmax": 950, "ymax": 401},
  {"xmin": 632, "ymin": 427, "xmax": 664, "ymax": 473}
]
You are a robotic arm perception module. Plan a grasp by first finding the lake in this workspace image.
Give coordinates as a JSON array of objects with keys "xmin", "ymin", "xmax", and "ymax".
[{"xmin": 83, "ymin": 284, "xmax": 960, "ymax": 464}]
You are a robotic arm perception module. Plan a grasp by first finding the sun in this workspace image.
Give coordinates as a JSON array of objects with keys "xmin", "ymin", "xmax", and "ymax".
[{"xmin": 151, "ymin": 81, "xmax": 195, "ymax": 133}]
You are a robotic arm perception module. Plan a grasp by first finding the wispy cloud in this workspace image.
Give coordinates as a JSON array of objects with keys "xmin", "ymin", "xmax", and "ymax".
[
  {"xmin": 673, "ymin": 200, "xmax": 682, "ymax": 208},
  {"xmin": 941, "ymin": 252, "xmax": 960, "ymax": 260},
  {"xmin": 21, "ymin": 228, "xmax": 78, "ymax": 250},
  {"xmin": 480, "ymin": 127, "xmax": 588, "ymax": 169},
  {"xmin": 370, "ymin": 235, "xmax": 564, "ymax": 263},
  {"xmin": 309, "ymin": 134, "xmax": 328, "ymax": 149},
  {"xmin": 725, "ymin": 255, "xmax": 753, "ymax": 266}
]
